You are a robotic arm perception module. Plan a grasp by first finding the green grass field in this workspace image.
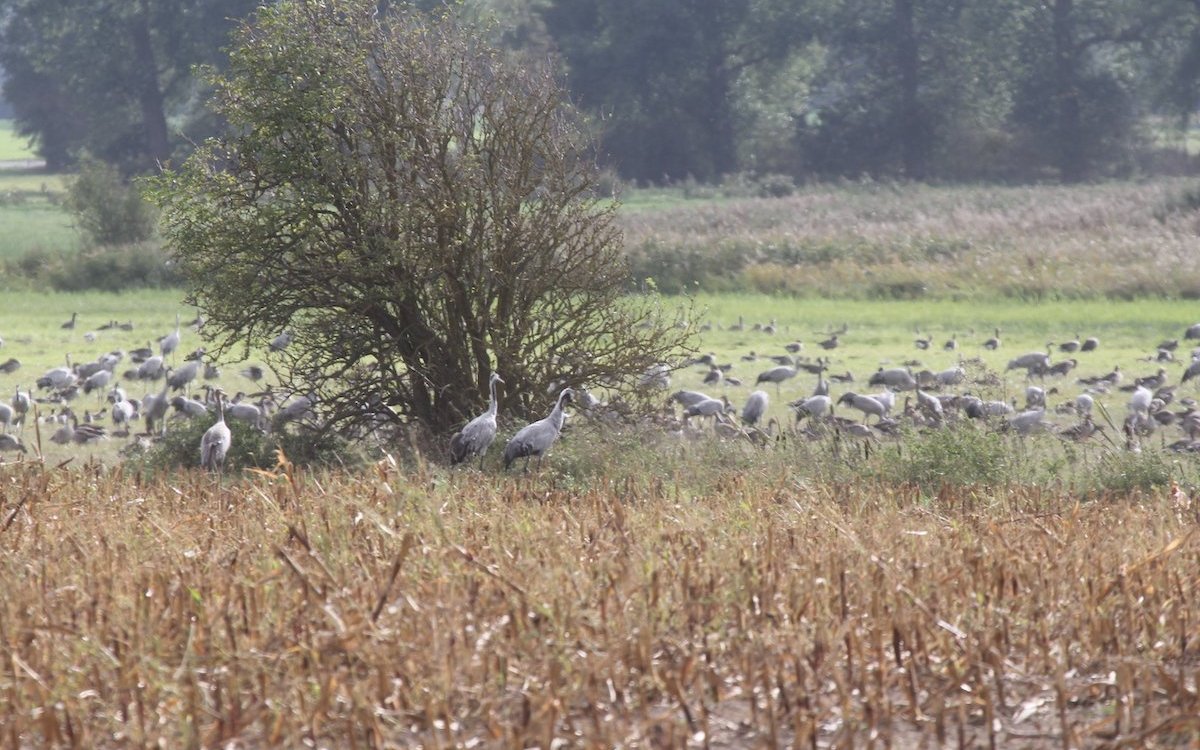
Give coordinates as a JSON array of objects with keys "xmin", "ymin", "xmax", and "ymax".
[
  {"xmin": 0, "ymin": 118, "xmax": 35, "ymax": 161},
  {"xmin": 2, "ymin": 288, "xmax": 1198, "ymax": 477}
]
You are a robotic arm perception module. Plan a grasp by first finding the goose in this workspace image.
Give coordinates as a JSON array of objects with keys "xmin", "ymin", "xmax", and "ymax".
[
  {"xmin": 1080, "ymin": 336, "xmax": 1099, "ymax": 352},
  {"xmin": 269, "ymin": 330, "xmax": 293, "ymax": 352},
  {"xmin": 61, "ymin": 312, "xmax": 77, "ymax": 330},
  {"xmin": 983, "ymin": 328, "xmax": 1002, "ymax": 350},
  {"xmin": 1058, "ymin": 335, "xmax": 1081, "ymax": 353},
  {"xmin": 450, "ymin": 372, "xmax": 505, "ymax": 469},
  {"xmin": 503, "ymin": 388, "xmax": 573, "ymax": 471},
  {"xmin": 12, "ymin": 387, "xmax": 31, "ymax": 427}
]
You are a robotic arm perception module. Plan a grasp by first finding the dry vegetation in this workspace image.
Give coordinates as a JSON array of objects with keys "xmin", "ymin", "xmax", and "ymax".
[
  {"xmin": 621, "ymin": 180, "xmax": 1200, "ymax": 299},
  {"xmin": 2, "ymin": 449, "xmax": 1198, "ymax": 747}
]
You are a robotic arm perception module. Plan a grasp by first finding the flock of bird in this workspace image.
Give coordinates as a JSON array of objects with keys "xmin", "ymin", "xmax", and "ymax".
[
  {"xmin": 629, "ymin": 319, "xmax": 1200, "ymax": 455},
  {"xmin": 9, "ymin": 308, "xmax": 1200, "ymax": 473},
  {"xmin": 0, "ymin": 312, "xmax": 315, "ymax": 472}
]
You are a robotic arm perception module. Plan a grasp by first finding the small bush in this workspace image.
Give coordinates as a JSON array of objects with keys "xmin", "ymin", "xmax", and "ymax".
[
  {"xmin": 1089, "ymin": 451, "xmax": 1175, "ymax": 495},
  {"xmin": 887, "ymin": 423, "xmax": 1012, "ymax": 491},
  {"xmin": 64, "ymin": 155, "xmax": 158, "ymax": 246},
  {"xmin": 44, "ymin": 242, "xmax": 183, "ymax": 292}
]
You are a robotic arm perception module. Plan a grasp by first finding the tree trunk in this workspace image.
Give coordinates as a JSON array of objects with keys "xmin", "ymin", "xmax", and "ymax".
[
  {"xmin": 893, "ymin": 0, "xmax": 925, "ymax": 178},
  {"xmin": 128, "ymin": 2, "xmax": 171, "ymax": 167},
  {"xmin": 1052, "ymin": 0, "xmax": 1084, "ymax": 182}
]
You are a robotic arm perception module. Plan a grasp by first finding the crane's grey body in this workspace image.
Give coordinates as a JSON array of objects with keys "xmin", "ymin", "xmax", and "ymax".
[
  {"xmin": 670, "ymin": 390, "xmax": 713, "ymax": 408},
  {"xmin": 837, "ymin": 392, "xmax": 886, "ymax": 422},
  {"xmin": 869, "ymin": 368, "xmax": 917, "ymax": 391},
  {"xmin": 504, "ymin": 388, "xmax": 573, "ymax": 471},
  {"xmin": 450, "ymin": 372, "xmax": 504, "ymax": 469},
  {"xmin": 200, "ymin": 391, "xmax": 232, "ymax": 473},
  {"xmin": 160, "ymin": 314, "xmax": 181, "ymax": 360},
  {"xmin": 0, "ymin": 433, "xmax": 26, "ymax": 453},
  {"xmin": 168, "ymin": 359, "xmax": 202, "ymax": 392},
  {"xmin": 741, "ymin": 390, "xmax": 769, "ymax": 425},
  {"xmin": 791, "ymin": 394, "xmax": 832, "ymax": 420}
]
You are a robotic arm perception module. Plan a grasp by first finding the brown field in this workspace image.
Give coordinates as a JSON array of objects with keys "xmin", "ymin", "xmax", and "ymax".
[{"xmin": 2, "ymin": 451, "xmax": 1198, "ymax": 747}]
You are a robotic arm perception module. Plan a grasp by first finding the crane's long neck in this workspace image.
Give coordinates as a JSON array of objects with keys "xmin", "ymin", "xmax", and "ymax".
[
  {"xmin": 487, "ymin": 378, "xmax": 498, "ymax": 416},
  {"xmin": 550, "ymin": 390, "xmax": 570, "ymax": 430}
]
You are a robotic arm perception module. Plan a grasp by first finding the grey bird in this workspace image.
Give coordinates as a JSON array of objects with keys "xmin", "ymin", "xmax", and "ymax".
[
  {"xmin": 983, "ymin": 328, "xmax": 1002, "ymax": 350},
  {"xmin": 1006, "ymin": 351, "xmax": 1050, "ymax": 378},
  {"xmin": 741, "ymin": 390, "xmax": 769, "ymax": 426},
  {"xmin": 159, "ymin": 314, "xmax": 182, "ymax": 360},
  {"xmin": 1182, "ymin": 358, "xmax": 1200, "ymax": 384},
  {"xmin": 200, "ymin": 391, "xmax": 232, "ymax": 473},
  {"xmin": 790, "ymin": 394, "xmax": 832, "ymax": 421},
  {"xmin": 503, "ymin": 388, "xmax": 573, "ymax": 472},
  {"xmin": 269, "ymin": 330, "xmax": 293, "ymax": 352},
  {"xmin": 868, "ymin": 367, "xmax": 917, "ymax": 391},
  {"xmin": 837, "ymin": 392, "xmax": 887, "ymax": 422},
  {"xmin": 670, "ymin": 390, "xmax": 714, "ymax": 409},
  {"xmin": 450, "ymin": 372, "xmax": 504, "ymax": 469},
  {"xmin": 0, "ymin": 433, "xmax": 26, "ymax": 453},
  {"xmin": 1187, "ymin": 323, "xmax": 1200, "ymax": 340},
  {"xmin": 168, "ymin": 359, "xmax": 202, "ymax": 392},
  {"xmin": 755, "ymin": 363, "xmax": 800, "ymax": 393}
]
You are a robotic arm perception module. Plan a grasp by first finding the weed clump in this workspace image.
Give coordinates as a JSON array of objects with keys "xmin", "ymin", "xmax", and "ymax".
[{"xmin": 887, "ymin": 423, "xmax": 1012, "ymax": 491}]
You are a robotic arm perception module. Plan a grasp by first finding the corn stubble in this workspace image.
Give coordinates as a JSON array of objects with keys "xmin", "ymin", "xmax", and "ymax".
[{"xmin": 1, "ymin": 460, "xmax": 1198, "ymax": 748}]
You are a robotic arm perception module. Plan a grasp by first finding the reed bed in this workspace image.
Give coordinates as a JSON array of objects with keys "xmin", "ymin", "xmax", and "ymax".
[
  {"xmin": 621, "ymin": 180, "xmax": 1200, "ymax": 299},
  {"xmin": 2, "ymin": 455, "xmax": 1197, "ymax": 747}
]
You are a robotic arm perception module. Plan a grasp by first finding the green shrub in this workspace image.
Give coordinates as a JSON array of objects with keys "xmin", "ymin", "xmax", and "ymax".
[
  {"xmin": 64, "ymin": 155, "xmax": 157, "ymax": 246},
  {"xmin": 886, "ymin": 423, "xmax": 1012, "ymax": 491},
  {"xmin": 45, "ymin": 242, "xmax": 183, "ymax": 291},
  {"xmin": 1089, "ymin": 451, "xmax": 1175, "ymax": 495},
  {"xmin": 130, "ymin": 415, "xmax": 276, "ymax": 478}
]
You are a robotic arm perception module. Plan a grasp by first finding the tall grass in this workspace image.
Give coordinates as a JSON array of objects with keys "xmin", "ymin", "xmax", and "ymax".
[
  {"xmin": 621, "ymin": 179, "xmax": 1200, "ymax": 299},
  {"xmin": 0, "ymin": 458, "xmax": 1196, "ymax": 746}
]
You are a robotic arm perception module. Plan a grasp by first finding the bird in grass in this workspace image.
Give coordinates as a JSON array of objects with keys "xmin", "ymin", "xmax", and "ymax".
[
  {"xmin": 450, "ymin": 372, "xmax": 504, "ymax": 469},
  {"xmin": 504, "ymin": 388, "xmax": 573, "ymax": 472},
  {"xmin": 159, "ymin": 314, "xmax": 182, "ymax": 361},
  {"xmin": 0, "ymin": 433, "xmax": 26, "ymax": 454},
  {"xmin": 200, "ymin": 390, "xmax": 232, "ymax": 473},
  {"xmin": 741, "ymin": 390, "xmax": 769, "ymax": 426}
]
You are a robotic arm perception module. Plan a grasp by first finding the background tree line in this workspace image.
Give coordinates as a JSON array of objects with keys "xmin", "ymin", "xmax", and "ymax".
[{"xmin": 5, "ymin": 0, "xmax": 1200, "ymax": 183}]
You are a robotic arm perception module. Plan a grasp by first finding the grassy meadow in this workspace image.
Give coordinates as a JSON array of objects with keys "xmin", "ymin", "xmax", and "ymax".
[{"xmin": 3, "ymin": 175, "xmax": 1200, "ymax": 745}]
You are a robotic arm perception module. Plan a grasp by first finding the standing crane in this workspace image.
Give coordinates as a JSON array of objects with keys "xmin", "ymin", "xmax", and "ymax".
[
  {"xmin": 449, "ymin": 372, "xmax": 504, "ymax": 469},
  {"xmin": 503, "ymin": 388, "xmax": 573, "ymax": 471},
  {"xmin": 200, "ymin": 390, "xmax": 232, "ymax": 473}
]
